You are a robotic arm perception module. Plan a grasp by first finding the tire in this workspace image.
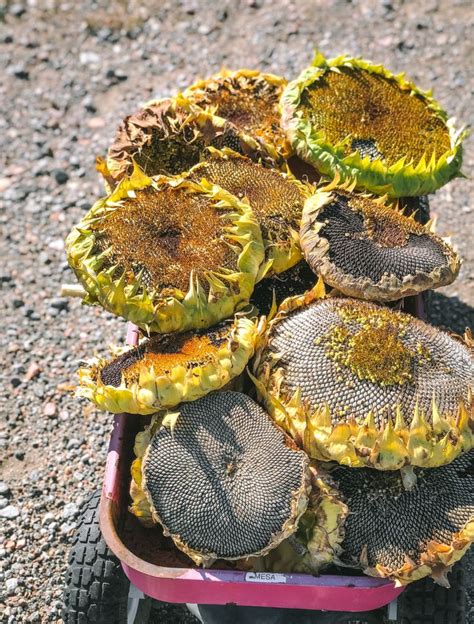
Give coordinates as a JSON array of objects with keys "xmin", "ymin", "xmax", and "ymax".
[
  {"xmin": 397, "ymin": 559, "xmax": 467, "ymax": 624},
  {"xmin": 62, "ymin": 490, "xmax": 152, "ymax": 624}
]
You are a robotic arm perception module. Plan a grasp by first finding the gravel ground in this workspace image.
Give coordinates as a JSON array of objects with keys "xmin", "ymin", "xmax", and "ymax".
[{"xmin": 0, "ymin": 1, "xmax": 473, "ymax": 622}]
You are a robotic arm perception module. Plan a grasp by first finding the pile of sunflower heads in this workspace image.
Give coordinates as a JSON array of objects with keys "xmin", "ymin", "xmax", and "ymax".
[{"xmin": 66, "ymin": 51, "xmax": 473, "ymax": 587}]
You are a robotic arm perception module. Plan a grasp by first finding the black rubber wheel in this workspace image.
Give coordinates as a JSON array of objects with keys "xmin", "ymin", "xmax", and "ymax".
[
  {"xmin": 62, "ymin": 490, "xmax": 152, "ymax": 624},
  {"xmin": 397, "ymin": 559, "xmax": 467, "ymax": 624}
]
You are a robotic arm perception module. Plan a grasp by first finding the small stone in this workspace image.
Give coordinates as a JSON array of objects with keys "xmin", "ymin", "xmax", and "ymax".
[
  {"xmin": 12, "ymin": 299, "xmax": 24, "ymax": 308},
  {"xmin": 79, "ymin": 51, "xmax": 100, "ymax": 65},
  {"xmin": 52, "ymin": 169, "xmax": 69, "ymax": 184},
  {"xmin": 8, "ymin": 64, "xmax": 29, "ymax": 79},
  {"xmin": 87, "ymin": 117, "xmax": 105, "ymax": 129},
  {"xmin": 60, "ymin": 522, "xmax": 76, "ymax": 535},
  {"xmin": 105, "ymin": 68, "xmax": 128, "ymax": 83},
  {"xmin": 15, "ymin": 451, "xmax": 25, "ymax": 461},
  {"xmin": 6, "ymin": 578, "xmax": 18, "ymax": 595},
  {"xmin": 0, "ymin": 481, "xmax": 10, "ymax": 496},
  {"xmin": 61, "ymin": 502, "xmax": 79, "ymax": 519},
  {"xmin": 9, "ymin": 4, "xmax": 26, "ymax": 17},
  {"xmin": 0, "ymin": 505, "xmax": 20, "ymax": 519},
  {"xmin": 42, "ymin": 512, "xmax": 55, "ymax": 525},
  {"xmin": 48, "ymin": 238, "xmax": 64, "ymax": 251},
  {"xmin": 24, "ymin": 362, "xmax": 41, "ymax": 382},
  {"xmin": 11, "ymin": 377, "xmax": 22, "ymax": 388},
  {"xmin": 43, "ymin": 402, "xmax": 57, "ymax": 417},
  {"xmin": 49, "ymin": 297, "xmax": 69, "ymax": 311}
]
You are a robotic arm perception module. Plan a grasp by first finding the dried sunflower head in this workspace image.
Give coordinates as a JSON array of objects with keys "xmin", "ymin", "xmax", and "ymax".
[
  {"xmin": 99, "ymin": 97, "xmax": 267, "ymax": 190},
  {"xmin": 300, "ymin": 180, "xmax": 460, "ymax": 301},
  {"xmin": 132, "ymin": 392, "xmax": 310, "ymax": 566},
  {"xmin": 281, "ymin": 52, "xmax": 466, "ymax": 196},
  {"xmin": 188, "ymin": 148, "xmax": 310, "ymax": 277},
  {"xmin": 253, "ymin": 295, "xmax": 473, "ymax": 470},
  {"xmin": 331, "ymin": 450, "xmax": 474, "ymax": 586},
  {"xmin": 66, "ymin": 167, "xmax": 264, "ymax": 333},
  {"xmin": 184, "ymin": 69, "xmax": 291, "ymax": 161},
  {"xmin": 77, "ymin": 315, "xmax": 258, "ymax": 414}
]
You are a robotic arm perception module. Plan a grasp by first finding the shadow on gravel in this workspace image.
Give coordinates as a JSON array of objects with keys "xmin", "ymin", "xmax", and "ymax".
[{"xmin": 427, "ymin": 292, "xmax": 474, "ymax": 335}]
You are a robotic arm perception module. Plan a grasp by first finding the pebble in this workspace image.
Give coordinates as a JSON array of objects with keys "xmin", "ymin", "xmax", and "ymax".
[
  {"xmin": 0, "ymin": 481, "xmax": 11, "ymax": 496},
  {"xmin": 42, "ymin": 512, "xmax": 55, "ymax": 525},
  {"xmin": 43, "ymin": 402, "xmax": 57, "ymax": 417},
  {"xmin": 0, "ymin": 506, "xmax": 20, "ymax": 519},
  {"xmin": 6, "ymin": 578, "xmax": 19, "ymax": 595},
  {"xmin": 52, "ymin": 169, "xmax": 69, "ymax": 184},
  {"xmin": 61, "ymin": 503, "xmax": 79, "ymax": 519},
  {"xmin": 24, "ymin": 362, "xmax": 41, "ymax": 381},
  {"xmin": 7, "ymin": 64, "xmax": 29, "ymax": 79}
]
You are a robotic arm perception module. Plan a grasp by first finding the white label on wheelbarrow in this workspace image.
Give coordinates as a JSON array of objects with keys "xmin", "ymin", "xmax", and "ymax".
[{"xmin": 245, "ymin": 572, "xmax": 287, "ymax": 584}]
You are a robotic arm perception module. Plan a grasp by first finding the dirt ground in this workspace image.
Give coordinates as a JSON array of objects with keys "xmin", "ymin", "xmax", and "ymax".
[{"xmin": 0, "ymin": 0, "xmax": 473, "ymax": 622}]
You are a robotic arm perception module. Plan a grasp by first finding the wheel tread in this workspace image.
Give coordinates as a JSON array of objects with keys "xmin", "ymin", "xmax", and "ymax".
[
  {"xmin": 62, "ymin": 490, "xmax": 129, "ymax": 623},
  {"xmin": 398, "ymin": 561, "xmax": 466, "ymax": 624}
]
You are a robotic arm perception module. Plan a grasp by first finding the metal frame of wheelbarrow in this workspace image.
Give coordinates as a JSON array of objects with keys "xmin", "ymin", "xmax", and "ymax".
[{"xmin": 97, "ymin": 298, "xmax": 428, "ymax": 616}]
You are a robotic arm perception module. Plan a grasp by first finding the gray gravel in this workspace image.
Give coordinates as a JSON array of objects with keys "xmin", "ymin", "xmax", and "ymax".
[{"xmin": 0, "ymin": 0, "xmax": 472, "ymax": 622}]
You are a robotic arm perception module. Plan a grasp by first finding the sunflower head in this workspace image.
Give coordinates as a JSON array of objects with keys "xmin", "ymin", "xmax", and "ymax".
[
  {"xmin": 184, "ymin": 69, "xmax": 291, "ymax": 160},
  {"xmin": 66, "ymin": 168, "xmax": 265, "ymax": 333},
  {"xmin": 254, "ymin": 297, "xmax": 473, "ymax": 470},
  {"xmin": 300, "ymin": 179, "xmax": 460, "ymax": 301},
  {"xmin": 281, "ymin": 52, "xmax": 467, "ymax": 196},
  {"xmin": 101, "ymin": 97, "xmax": 268, "ymax": 189},
  {"xmin": 77, "ymin": 315, "xmax": 258, "ymax": 414}
]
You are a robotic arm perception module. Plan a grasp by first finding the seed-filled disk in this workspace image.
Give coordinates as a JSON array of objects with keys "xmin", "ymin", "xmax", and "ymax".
[
  {"xmin": 184, "ymin": 69, "xmax": 291, "ymax": 160},
  {"xmin": 78, "ymin": 316, "xmax": 258, "ymax": 414},
  {"xmin": 332, "ymin": 450, "xmax": 474, "ymax": 586},
  {"xmin": 99, "ymin": 97, "xmax": 266, "ymax": 189},
  {"xmin": 250, "ymin": 261, "xmax": 317, "ymax": 317},
  {"xmin": 280, "ymin": 52, "xmax": 466, "ymax": 196},
  {"xmin": 254, "ymin": 296, "xmax": 473, "ymax": 469},
  {"xmin": 189, "ymin": 148, "xmax": 309, "ymax": 276},
  {"xmin": 300, "ymin": 183, "xmax": 460, "ymax": 301},
  {"xmin": 139, "ymin": 392, "xmax": 310, "ymax": 566},
  {"xmin": 66, "ymin": 170, "xmax": 264, "ymax": 333}
]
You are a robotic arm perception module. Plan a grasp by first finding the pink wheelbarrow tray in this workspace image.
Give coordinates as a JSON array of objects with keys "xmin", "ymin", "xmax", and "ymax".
[{"xmin": 98, "ymin": 321, "xmax": 405, "ymax": 621}]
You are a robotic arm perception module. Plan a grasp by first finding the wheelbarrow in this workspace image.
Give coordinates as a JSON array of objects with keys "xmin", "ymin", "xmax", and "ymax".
[{"xmin": 61, "ymin": 294, "xmax": 469, "ymax": 624}]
